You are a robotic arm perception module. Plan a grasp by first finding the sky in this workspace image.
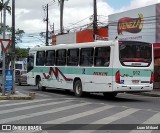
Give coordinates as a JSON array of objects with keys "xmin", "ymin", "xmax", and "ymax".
[{"xmin": 4, "ymin": 0, "xmax": 160, "ymax": 48}]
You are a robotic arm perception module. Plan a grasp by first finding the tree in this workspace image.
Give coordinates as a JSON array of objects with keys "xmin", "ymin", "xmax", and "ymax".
[
  {"xmin": 0, "ymin": 23, "xmax": 25, "ymax": 43},
  {"xmin": 15, "ymin": 48, "xmax": 28, "ymax": 60},
  {"xmin": 0, "ymin": 0, "xmax": 11, "ymax": 24},
  {"xmin": 0, "ymin": 23, "xmax": 11, "ymax": 33},
  {"xmin": 15, "ymin": 28, "xmax": 25, "ymax": 43}
]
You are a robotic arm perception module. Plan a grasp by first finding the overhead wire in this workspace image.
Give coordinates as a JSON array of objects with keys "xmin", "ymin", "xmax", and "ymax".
[{"xmin": 41, "ymin": 0, "xmax": 160, "ymax": 35}]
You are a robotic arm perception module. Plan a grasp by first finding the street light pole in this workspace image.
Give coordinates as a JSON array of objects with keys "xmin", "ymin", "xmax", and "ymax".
[
  {"xmin": 11, "ymin": 0, "xmax": 15, "ymax": 94},
  {"xmin": 60, "ymin": 0, "xmax": 64, "ymax": 34},
  {"xmin": 0, "ymin": 0, "xmax": 3, "ymax": 24},
  {"xmin": 59, "ymin": 0, "xmax": 68, "ymax": 34},
  {"xmin": 93, "ymin": 0, "xmax": 97, "ymax": 40},
  {"xmin": 46, "ymin": 4, "xmax": 49, "ymax": 46}
]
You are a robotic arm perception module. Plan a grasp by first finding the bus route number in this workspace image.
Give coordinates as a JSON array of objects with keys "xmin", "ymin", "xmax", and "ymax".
[{"xmin": 133, "ymin": 71, "xmax": 140, "ymax": 76}]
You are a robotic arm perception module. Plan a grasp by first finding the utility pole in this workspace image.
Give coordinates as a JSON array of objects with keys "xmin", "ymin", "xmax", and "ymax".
[
  {"xmin": 2, "ymin": 0, "xmax": 10, "ymax": 96},
  {"xmin": 52, "ymin": 22, "xmax": 54, "ymax": 34},
  {"xmin": 45, "ymin": 4, "xmax": 49, "ymax": 46},
  {"xmin": 93, "ymin": 0, "xmax": 98, "ymax": 40},
  {"xmin": 0, "ymin": 0, "xmax": 3, "ymax": 24},
  {"xmin": 60, "ymin": 0, "xmax": 64, "ymax": 34},
  {"xmin": 11, "ymin": 0, "xmax": 15, "ymax": 94}
]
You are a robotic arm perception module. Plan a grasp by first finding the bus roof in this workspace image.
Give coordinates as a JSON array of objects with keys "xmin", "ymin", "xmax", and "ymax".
[{"xmin": 29, "ymin": 40, "xmax": 116, "ymax": 52}]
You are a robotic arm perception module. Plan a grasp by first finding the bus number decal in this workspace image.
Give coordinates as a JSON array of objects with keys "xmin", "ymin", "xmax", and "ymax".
[{"xmin": 133, "ymin": 71, "xmax": 140, "ymax": 76}]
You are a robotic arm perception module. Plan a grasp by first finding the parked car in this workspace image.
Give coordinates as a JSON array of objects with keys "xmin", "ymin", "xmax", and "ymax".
[{"xmin": 15, "ymin": 70, "xmax": 27, "ymax": 86}]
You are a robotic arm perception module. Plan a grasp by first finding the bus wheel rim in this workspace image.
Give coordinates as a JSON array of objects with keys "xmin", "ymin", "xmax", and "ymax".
[{"xmin": 76, "ymin": 85, "xmax": 81, "ymax": 94}]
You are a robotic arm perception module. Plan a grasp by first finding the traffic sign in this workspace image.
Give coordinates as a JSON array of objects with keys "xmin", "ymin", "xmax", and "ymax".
[{"xmin": 0, "ymin": 39, "xmax": 12, "ymax": 53}]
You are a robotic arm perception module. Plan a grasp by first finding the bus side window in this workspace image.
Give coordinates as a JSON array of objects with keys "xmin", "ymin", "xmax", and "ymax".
[
  {"xmin": 80, "ymin": 48, "xmax": 93, "ymax": 66},
  {"xmin": 46, "ymin": 50, "xmax": 55, "ymax": 66},
  {"xmin": 103, "ymin": 47, "xmax": 110, "ymax": 66},
  {"xmin": 95, "ymin": 47, "xmax": 110, "ymax": 67},
  {"xmin": 95, "ymin": 47, "xmax": 102, "ymax": 66},
  {"xmin": 67, "ymin": 49, "xmax": 79, "ymax": 66},
  {"xmin": 36, "ymin": 51, "xmax": 45, "ymax": 66},
  {"xmin": 56, "ymin": 49, "xmax": 66, "ymax": 66}
]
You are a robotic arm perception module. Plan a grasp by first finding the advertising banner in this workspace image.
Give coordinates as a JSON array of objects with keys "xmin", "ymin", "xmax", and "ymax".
[
  {"xmin": 109, "ymin": 4, "xmax": 156, "ymax": 43},
  {"xmin": 5, "ymin": 70, "xmax": 13, "ymax": 92}
]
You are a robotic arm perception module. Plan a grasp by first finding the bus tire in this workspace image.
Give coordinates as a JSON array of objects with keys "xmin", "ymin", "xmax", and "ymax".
[
  {"xmin": 73, "ymin": 80, "xmax": 83, "ymax": 97},
  {"xmin": 103, "ymin": 92, "xmax": 117, "ymax": 98},
  {"xmin": 37, "ymin": 78, "xmax": 46, "ymax": 91}
]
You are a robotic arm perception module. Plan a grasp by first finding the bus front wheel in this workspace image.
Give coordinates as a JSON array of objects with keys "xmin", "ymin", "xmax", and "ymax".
[
  {"xmin": 74, "ymin": 80, "xmax": 83, "ymax": 97},
  {"xmin": 37, "ymin": 78, "xmax": 46, "ymax": 91}
]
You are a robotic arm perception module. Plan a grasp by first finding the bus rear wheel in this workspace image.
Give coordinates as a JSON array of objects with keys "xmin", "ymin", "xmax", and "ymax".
[
  {"xmin": 103, "ymin": 92, "xmax": 117, "ymax": 98},
  {"xmin": 74, "ymin": 80, "xmax": 83, "ymax": 97},
  {"xmin": 37, "ymin": 78, "xmax": 46, "ymax": 91}
]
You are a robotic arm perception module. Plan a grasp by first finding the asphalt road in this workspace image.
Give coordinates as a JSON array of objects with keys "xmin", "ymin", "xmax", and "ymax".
[{"xmin": 0, "ymin": 85, "xmax": 160, "ymax": 133}]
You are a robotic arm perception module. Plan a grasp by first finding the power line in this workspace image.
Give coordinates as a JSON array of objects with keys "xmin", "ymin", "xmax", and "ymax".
[
  {"xmin": 64, "ymin": 16, "xmax": 91, "ymax": 28},
  {"xmin": 42, "ymin": 0, "xmax": 56, "ymax": 8}
]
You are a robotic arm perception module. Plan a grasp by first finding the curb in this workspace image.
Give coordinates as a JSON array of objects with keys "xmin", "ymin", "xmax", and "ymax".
[
  {"xmin": 128, "ymin": 92, "xmax": 160, "ymax": 97},
  {"xmin": 0, "ymin": 92, "xmax": 36, "ymax": 100}
]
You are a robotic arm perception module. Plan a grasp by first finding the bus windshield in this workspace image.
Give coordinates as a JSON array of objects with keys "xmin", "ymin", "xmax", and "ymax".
[
  {"xmin": 119, "ymin": 41, "xmax": 152, "ymax": 67},
  {"xmin": 15, "ymin": 64, "xmax": 22, "ymax": 70}
]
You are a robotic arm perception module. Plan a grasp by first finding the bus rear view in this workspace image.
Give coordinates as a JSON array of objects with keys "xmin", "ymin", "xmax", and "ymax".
[{"xmin": 113, "ymin": 41, "xmax": 154, "ymax": 92}]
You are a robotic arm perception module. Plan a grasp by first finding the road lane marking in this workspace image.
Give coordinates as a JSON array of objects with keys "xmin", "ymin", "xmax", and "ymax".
[
  {"xmin": 0, "ymin": 102, "xmax": 90, "ymax": 124},
  {"xmin": 43, "ymin": 105, "xmax": 114, "ymax": 124},
  {"xmin": 91, "ymin": 108, "xmax": 140, "ymax": 124},
  {"xmin": 0, "ymin": 100, "xmax": 9, "ymax": 103},
  {"xmin": 0, "ymin": 98, "xmax": 53, "ymax": 108},
  {"xmin": 0, "ymin": 99, "xmax": 73, "ymax": 115},
  {"xmin": 130, "ymin": 112, "xmax": 160, "ymax": 133},
  {"xmin": 142, "ymin": 112, "xmax": 160, "ymax": 124},
  {"xmin": 70, "ymin": 108, "xmax": 140, "ymax": 132}
]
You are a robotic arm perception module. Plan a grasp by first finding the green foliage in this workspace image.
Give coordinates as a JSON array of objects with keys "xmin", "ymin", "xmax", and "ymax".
[
  {"xmin": 15, "ymin": 28, "xmax": 25, "ymax": 43},
  {"xmin": 0, "ymin": 23, "xmax": 12, "ymax": 34},
  {"xmin": 0, "ymin": 0, "xmax": 24, "ymax": 43},
  {"xmin": 15, "ymin": 47, "xmax": 28, "ymax": 60},
  {"xmin": 0, "ymin": 23, "xmax": 25, "ymax": 44},
  {"xmin": 0, "ymin": 0, "xmax": 11, "ymax": 14}
]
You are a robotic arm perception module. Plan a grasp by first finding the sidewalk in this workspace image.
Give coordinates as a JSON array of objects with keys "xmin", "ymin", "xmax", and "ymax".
[
  {"xmin": 0, "ymin": 91, "xmax": 35, "ymax": 100},
  {"xmin": 131, "ymin": 89, "xmax": 160, "ymax": 97}
]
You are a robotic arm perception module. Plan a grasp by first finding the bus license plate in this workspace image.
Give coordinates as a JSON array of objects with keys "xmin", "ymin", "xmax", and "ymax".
[{"xmin": 132, "ymin": 80, "xmax": 139, "ymax": 84}]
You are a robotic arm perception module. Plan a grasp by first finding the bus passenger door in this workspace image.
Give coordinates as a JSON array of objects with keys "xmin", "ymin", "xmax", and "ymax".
[
  {"xmin": 27, "ymin": 55, "xmax": 35, "ymax": 85},
  {"xmin": 86, "ymin": 46, "xmax": 113, "ymax": 92}
]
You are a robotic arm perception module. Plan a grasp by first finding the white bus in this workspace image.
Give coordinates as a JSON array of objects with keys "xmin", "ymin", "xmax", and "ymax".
[{"xmin": 27, "ymin": 40, "xmax": 154, "ymax": 98}]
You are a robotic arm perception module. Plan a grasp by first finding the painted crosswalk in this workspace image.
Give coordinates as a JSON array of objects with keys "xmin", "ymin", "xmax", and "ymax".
[
  {"xmin": 43, "ymin": 105, "xmax": 114, "ymax": 124},
  {"xmin": 0, "ymin": 95, "xmax": 159, "ymax": 133},
  {"xmin": 0, "ymin": 102, "xmax": 90, "ymax": 124},
  {"xmin": 130, "ymin": 112, "xmax": 160, "ymax": 133}
]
